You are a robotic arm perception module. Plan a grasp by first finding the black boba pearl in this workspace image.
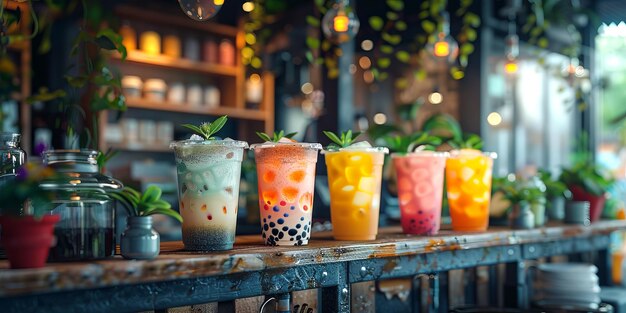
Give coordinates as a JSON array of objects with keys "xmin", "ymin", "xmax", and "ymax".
[
  {"xmin": 301, "ymin": 231, "xmax": 307, "ymax": 237},
  {"xmin": 304, "ymin": 225, "xmax": 308, "ymax": 231},
  {"xmin": 262, "ymin": 233, "xmax": 266, "ymax": 238},
  {"xmin": 272, "ymin": 228, "xmax": 279, "ymax": 236},
  {"xmin": 288, "ymin": 229, "xmax": 298, "ymax": 236},
  {"xmin": 297, "ymin": 240, "xmax": 303, "ymax": 245},
  {"xmin": 282, "ymin": 226, "xmax": 289, "ymax": 231},
  {"xmin": 263, "ymin": 224, "xmax": 269, "ymax": 231},
  {"xmin": 263, "ymin": 218, "xmax": 267, "ymax": 223},
  {"xmin": 290, "ymin": 238, "xmax": 294, "ymax": 241},
  {"xmin": 278, "ymin": 232, "xmax": 285, "ymax": 239},
  {"xmin": 277, "ymin": 218, "xmax": 284, "ymax": 225},
  {"xmin": 296, "ymin": 224, "xmax": 301, "ymax": 229},
  {"xmin": 270, "ymin": 222, "xmax": 276, "ymax": 227},
  {"xmin": 296, "ymin": 235, "xmax": 301, "ymax": 240},
  {"xmin": 300, "ymin": 217, "xmax": 305, "ymax": 221}
]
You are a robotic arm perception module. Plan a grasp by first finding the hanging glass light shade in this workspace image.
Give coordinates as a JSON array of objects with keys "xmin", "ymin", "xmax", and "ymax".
[
  {"xmin": 426, "ymin": 12, "xmax": 458, "ymax": 64},
  {"xmin": 322, "ymin": 0, "xmax": 360, "ymax": 44},
  {"xmin": 178, "ymin": 0, "xmax": 223, "ymax": 21}
]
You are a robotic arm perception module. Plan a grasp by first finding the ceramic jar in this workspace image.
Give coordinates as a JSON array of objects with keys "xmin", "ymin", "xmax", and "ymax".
[
  {"xmin": 144, "ymin": 79, "xmax": 167, "ymax": 101},
  {"xmin": 120, "ymin": 216, "xmax": 160, "ymax": 260}
]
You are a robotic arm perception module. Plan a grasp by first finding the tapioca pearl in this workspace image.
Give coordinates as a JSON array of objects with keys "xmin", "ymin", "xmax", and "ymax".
[
  {"xmin": 224, "ymin": 186, "xmax": 233, "ymax": 196},
  {"xmin": 296, "ymin": 235, "xmax": 301, "ymax": 240},
  {"xmin": 201, "ymin": 204, "xmax": 207, "ymax": 211},
  {"xmin": 301, "ymin": 231, "xmax": 307, "ymax": 237},
  {"xmin": 290, "ymin": 206, "xmax": 295, "ymax": 210},
  {"xmin": 278, "ymin": 232, "xmax": 285, "ymax": 239},
  {"xmin": 280, "ymin": 200, "xmax": 286, "ymax": 206},
  {"xmin": 222, "ymin": 206, "xmax": 227, "ymax": 214},
  {"xmin": 288, "ymin": 229, "xmax": 298, "ymax": 236},
  {"xmin": 226, "ymin": 152, "xmax": 234, "ymax": 159},
  {"xmin": 268, "ymin": 215, "xmax": 272, "ymax": 219},
  {"xmin": 273, "ymin": 206, "xmax": 280, "ymax": 212},
  {"xmin": 304, "ymin": 224, "xmax": 308, "ymax": 231},
  {"xmin": 303, "ymin": 205, "xmax": 309, "ymax": 211},
  {"xmin": 264, "ymin": 204, "xmax": 269, "ymax": 210},
  {"xmin": 269, "ymin": 222, "xmax": 276, "ymax": 228},
  {"xmin": 203, "ymin": 185, "xmax": 209, "ymax": 191},
  {"xmin": 418, "ymin": 210, "xmax": 423, "ymax": 214},
  {"xmin": 296, "ymin": 240, "xmax": 303, "ymax": 246},
  {"xmin": 282, "ymin": 226, "xmax": 289, "ymax": 231},
  {"xmin": 181, "ymin": 183, "xmax": 188, "ymax": 194},
  {"xmin": 296, "ymin": 224, "xmax": 301, "ymax": 229},
  {"xmin": 263, "ymin": 224, "xmax": 269, "ymax": 231},
  {"xmin": 272, "ymin": 228, "xmax": 279, "ymax": 236},
  {"xmin": 300, "ymin": 217, "xmax": 305, "ymax": 221},
  {"xmin": 290, "ymin": 238, "xmax": 294, "ymax": 241},
  {"xmin": 277, "ymin": 218, "xmax": 285, "ymax": 225},
  {"xmin": 207, "ymin": 214, "xmax": 213, "ymax": 220},
  {"xmin": 283, "ymin": 213, "xmax": 289, "ymax": 217},
  {"xmin": 263, "ymin": 218, "xmax": 267, "ymax": 223}
]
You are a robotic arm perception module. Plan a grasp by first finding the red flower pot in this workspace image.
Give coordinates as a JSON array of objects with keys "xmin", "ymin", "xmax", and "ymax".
[
  {"xmin": 568, "ymin": 185, "xmax": 607, "ymax": 223},
  {"xmin": 0, "ymin": 215, "xmax": 60, "ymax": 269}
]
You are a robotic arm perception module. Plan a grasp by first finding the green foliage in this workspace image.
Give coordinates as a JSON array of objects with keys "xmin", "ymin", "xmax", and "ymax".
[
  {"xmin": 537, "ymin": 169, "xmax": 571, "ymax": 199},
  {"xmin": 256, "ymin": 129, "xmax": 297, "ymax": 142},
  {"xmin": 448, "ymin": 133, "xmax": 483, "ymax": 150},
  {"xmin": 323, "ymin": 130, "xmax": 361, "ymax": 150},
  {"xmin": 383, "ymin": 132, "xmax": 442, "ymax": 154},
  {"xmin": 108, "ymin": 186, "xmax": 182, "ymax": 222},
  {"xmin": 559, "ymin": 161, "xmax": 614, "ymax": 196},
  {"xmin": 422, "ymin": 113, "xmax": 463, "ymax": 142},
  {"xmin": 96, "ymin": 149, "xmax": 118, "ymax": 173},
  {"xmin": 495, "ymin": 175, "xmax": 545, "ymax": 206},
  {"xmin": 182, "ymin": 115, "xmax": 228, "ymax": 140}
]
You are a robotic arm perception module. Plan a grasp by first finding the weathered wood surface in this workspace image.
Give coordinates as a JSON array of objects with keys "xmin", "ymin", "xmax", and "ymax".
[{"xmin": 0, "ymin": 220, "xmax": 624, "ymax": 298}]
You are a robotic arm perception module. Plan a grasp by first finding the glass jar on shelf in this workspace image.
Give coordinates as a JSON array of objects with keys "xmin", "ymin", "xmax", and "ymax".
[
  {"xmin": 40, "ymin": 150, "xmax": 123, "ymax": 261},
  {"xmin": 0, "ymin": 133, "xmax": 26, "ymax": 188}
]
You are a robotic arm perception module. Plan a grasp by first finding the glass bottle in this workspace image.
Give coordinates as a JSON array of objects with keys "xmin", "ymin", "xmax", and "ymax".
[{"xmin": 40, "ymin": 150, "xmax": 123, "ymax": 261}]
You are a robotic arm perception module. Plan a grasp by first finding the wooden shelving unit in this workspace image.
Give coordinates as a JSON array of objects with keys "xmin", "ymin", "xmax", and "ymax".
[
  {"xmin": 125, "ymin": 98, "xmax": 267, "ymax": 121},
  {"xmin": 99, "ymin": 5, "xmax": 275, "ymax": 154}
]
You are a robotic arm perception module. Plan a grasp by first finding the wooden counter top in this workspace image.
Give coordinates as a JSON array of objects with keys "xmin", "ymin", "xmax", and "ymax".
[{"xmin": 1, "ymin": 220, "xmax": 625, "ymax": 298}]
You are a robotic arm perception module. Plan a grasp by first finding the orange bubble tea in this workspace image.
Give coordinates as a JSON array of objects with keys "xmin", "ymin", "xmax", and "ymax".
[
  {"xmin": 324, "ymin": 146, "xmax": 388, "ymax": 240},
  {"xmin": 251, "ymin": 141, "xmax": 322, "ymax": 246},
  {"xmin": 445, "ymin": 150, "xmax": 497, "ymax": 231}
]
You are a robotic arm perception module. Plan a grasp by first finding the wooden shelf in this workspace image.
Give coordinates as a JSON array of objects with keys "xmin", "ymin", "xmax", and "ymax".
[
  {"xmin": 111, "ymin": 50, "xmax": 239, "ymax": 77},
  {"xmin": 125, "ymin": 98, "xmax": 266, "ymax": 121}
]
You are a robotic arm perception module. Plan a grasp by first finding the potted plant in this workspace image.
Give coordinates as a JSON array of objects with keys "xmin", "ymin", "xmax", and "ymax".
[
  {"xmin": 538, "ymin": 169, "xmax": 572, "ymax": 220},
  {"xmin": 109, "ymin": 185, "xmax": 182, "ymax": 260},
  {"xmin": 559, "ymin": 161, "xmax": 614, "ymax": 223},
  {"xmin": 499, "ymin": 176, "xmax": 546, "ymax": 229},
  {"xmin": 0, "ymin": 162, "xmax": 60, "ymax": 268}
]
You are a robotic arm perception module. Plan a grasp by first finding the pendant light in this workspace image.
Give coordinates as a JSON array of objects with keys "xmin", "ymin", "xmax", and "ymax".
[
  {"xmin": 426, "ymin": 11, "xmax": 459, "ymax": 64},
  {"xmin": 178, "ymin": 0, "xmax": 223, "ymax": 21},
  {"xmin": 322, "ymin": 0, "xmax": 360, "ymax": 44}
]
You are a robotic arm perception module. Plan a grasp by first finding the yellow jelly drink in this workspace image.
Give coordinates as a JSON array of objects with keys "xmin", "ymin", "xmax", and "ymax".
[
  {"xmin": 171, "ymin": 139, "xmax": 248, "ymax": 250},
  {"xmin": 250, "ymin": 142, "xmax": 322, "ymax": 246},
  {"xmin": 445, "ymin": 149, "xmax": 496, "ymax": 231},
  {"xmin": 323, "ymin": 146, "xmax": 388, "ymax": 240}
]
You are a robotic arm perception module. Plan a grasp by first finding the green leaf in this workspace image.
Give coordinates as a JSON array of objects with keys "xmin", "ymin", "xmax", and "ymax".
[
  {"xmin": 377, "ymin": 58, "xmax": 391, "ymax": 69},
  {"xmin": 421, "ymin": 20, "xmax": 436, "ymax": 33},
  {"xmin": 323, "ymin": 131, "xmax": 343, "ymax": 146},
  {"xmin": 386, "ymin": 12, "xmax": 399, "ymax": 20},
  {"xmin": 182, "ymin": 124, "xmax": 206, "ymax": 138},
  {"xmin": 381, "ymin": 45, "xmax": 394, "ymax": 54},
  {"xmin": 208, "ymin": 115, "xmax": 228, "ymax": 137},
  {"xmin": 284, "ymin": 132, "xmax": 297, "ymax": 139},
  {"xmin": 382, "ymin": 32, "xmax": 401, "ymax": 45},
  {"xmin": 460, "ymin": 43, "xmax": 474, "ymax": 55},
  {"xmin": 369, "ymin": 16, "xmax": 384, "ymax": 31},
  {"xmin": 95, "ymin": 35, "xmax": 116, "ymax": 50},
  {"xmin": 538, "ymin": 38, "xmax": 549, "ymax": 48},
  {"xmin": 395, "ymin": 51, "xmax": 410, "ymax": 63},
  {"xmin": 65, "ymin": 75, "xmax": 88, "ymax": 88},
  {"xmin": 256, "ymin": 132, "xmax": 272, "ymax": 142},
  {"xmin": 466, "ymin": 28, "xmax": 477, "ymax": 41},
  {"xmin": 141, "ymin": 185, "xmax": 162, "ymax": 203},
  {"xmin": 386, "ymin": 0, "xmax": 404, "ymax": 11},
  {"xmin": 306, "ymin": 37, "xmax": 320, "ymax": 50},
  {"xmin": 395, "ymin": 21, "xmax": 407, "ymax": 31},
  {"xmin": 306, "ymin": 15, "xmax": 320, "ymax": 27}
]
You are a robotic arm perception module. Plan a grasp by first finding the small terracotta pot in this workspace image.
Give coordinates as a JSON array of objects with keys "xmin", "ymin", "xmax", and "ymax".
[
  {"xmin": 568, "ymin": 185, "xmax": 606, "ymax": 223},
  {"xmin": 0, "ymin": 215, "xmax": 60, "ymax": 269}
]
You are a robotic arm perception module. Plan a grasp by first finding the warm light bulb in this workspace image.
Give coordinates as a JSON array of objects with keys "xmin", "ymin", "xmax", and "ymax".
[
  {"xmin": 434, "ymin": 41, "xmax": 450, "ymax": 57},
  {"xmin": 242, "ymin": 1, "xmax": 255, "ymax": 12},
  {"xmin": 361, "ymin": 39, "xmax": 373, "ymax": 51},
  {"xmin": 178, "ymin": 0, "xmax": 222, "ymax": 21},
  {"xmin": 504, "ymin": 60, "xmax": 518, "ymax": 74},
  {"xmin": 333, "ymin": 15, "xmax": 350, "ymax": 32},
  {"xmin": 428, "ymin": 92, "xmax": 443, "ymax": 104},
  {"xmin": 250, "ymin": 73, "xmax": 261, "ymax": 83},
  {"xmin": 487, "ymin": 112, "xmax": 502, "ymax": 126},
  {"xmin": 373, "ymin": 113, "xmax": 387, "ymax": 125},
  {"xmin": 427, "ymin": 32, "xmax": 459, "ymax": 64},
  {"xmin": 322, "ymin": 0, "xmax": 360, "ymax": 43}
]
